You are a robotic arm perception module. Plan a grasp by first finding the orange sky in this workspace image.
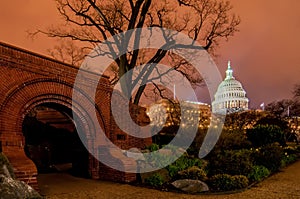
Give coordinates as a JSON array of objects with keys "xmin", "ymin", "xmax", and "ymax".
[{"xmin": 0, "ymin": 0, "xmax": 300, "ymax": 108}]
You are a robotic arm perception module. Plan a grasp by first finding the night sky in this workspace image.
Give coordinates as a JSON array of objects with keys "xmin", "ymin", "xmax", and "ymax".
[{"xmin": 0, "ymin": 0, "xmax": 299, "ymax": 108}]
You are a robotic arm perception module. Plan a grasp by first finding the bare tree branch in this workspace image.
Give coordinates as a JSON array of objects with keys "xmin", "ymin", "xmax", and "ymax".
[{"xmin": 32, "ymin": 0, "xmax": 240, "ymax": 105}]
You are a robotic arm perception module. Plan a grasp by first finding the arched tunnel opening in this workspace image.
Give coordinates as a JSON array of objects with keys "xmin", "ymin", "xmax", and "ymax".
[{"xmin": 22, "ymin": 103, "xmax": 90, "ymax": 178}]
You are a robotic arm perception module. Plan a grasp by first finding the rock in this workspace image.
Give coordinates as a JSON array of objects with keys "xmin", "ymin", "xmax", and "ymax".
[
  {"xmin": 0, "ymin": 153, "xmax": 15, "ymax": 179},
  {"xmin": 159, "ymin": 149, "xmax": 172, "ymax": 156},
  {"xmin": 2, "ymin": 165, "xmax": 12, "ymax": 178},
  {"xmin": 169, "ymin": 147, "xmax": 187, "ymax": 156},
  {"xmin": 171, "ymin": 179, "xmax": 209, "ymax": 193},
  {"xmin": 125, "ymin": 148, "xmax": 146, "ymax": 161},
  {"xmin": 0, "ymin": 175, "xmax": 42, "ymax": 199},
  {"xmin": 141, "ymin": 149, "xmax": 150, "ymax": 153},
  {"xmin": 176, "ymin": 147, "xmax": 187, "ymax": 155}
]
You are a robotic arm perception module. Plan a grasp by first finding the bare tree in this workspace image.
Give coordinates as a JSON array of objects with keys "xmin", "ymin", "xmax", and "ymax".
[
  {"xmin": 266, "ymin": 99, "xmax": 294, "ymax": 118},
  {"xmin": 47, "ymin": 39, "xmax": 91, "ymax": 66},
  {"xmin": 294, "ymin": 84, "xmax": 300, "ymax": 99},
  {"xmin": 32, "ymin": 0, "xmax": 240, "ymax": 105}
]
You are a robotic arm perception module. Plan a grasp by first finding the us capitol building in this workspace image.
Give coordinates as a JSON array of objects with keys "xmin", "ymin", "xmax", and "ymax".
[
  {"xmin": 212, "ymin": 61, "xmax": 249, "ymax": 114},
  {"xmin": 145, "ymin": 61, "xmax": 249, "ymax": 130}
]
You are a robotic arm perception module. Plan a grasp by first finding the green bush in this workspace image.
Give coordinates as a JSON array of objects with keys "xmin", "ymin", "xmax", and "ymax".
[
  {"xmin": 192, "ymin": 130, "xmax": 251, "ymax": 157},
  {"xmin": 173, "ymin": 155, "xmax": 204, "ymax": 169},
  {"xmin": 208, "ymin": 149, "xmax": 253, "ymax": 176},
  {"xmin": 253, "ymin": 144, "xmax": 283, "ymax": 172},
  {"xmin": 247, "ymin": 165, "xmax": 270, "ymax": 182},
  {"xmin": 164, "ymin": 154, "xmax": 207, "ymax": 180},
  {"xmin": 296, "ymin": 145, "xmax": 300, "ymax": 153},
  {"xmin": 283, "ymin": 146, "xmax": 298, "ymax": 155},
  {"xmin": 232, "ymin": 175, "xmax": 249, "ymax": 189},
  {"xmin": 177, "ymin": 166, "xmax": 208, "ymax": 181},
  {"xmin": 145, "ymin": 173, "xmax": 165, "ymax": 187},
  {"xmin": 147, "ymin": 143, "xmax": 160, "ymax": 152},
  {"xmin": 215, "ymin": 130, "xmax": 252, "ymax": 150},
  {"xmin": 0, "ymin": 152, "xmax": 15, "ymax": 179},
  {"xmin": 166, "ymin": 155, "xmax": 207, "ymax": 178},
  {"xmin": 281, "ymin": 154, "xmax": 298, "ymax": 168},
  {"xmin": 246, "ymin": 124, "xmax": 286, "ymax": 147},
  {"xmin": 208, "ymin": 174, "xmax": 249, "ymax": 191},
  {"xmin": 167, "ymin": 165, "xmax": 180, "ymax": 178}
]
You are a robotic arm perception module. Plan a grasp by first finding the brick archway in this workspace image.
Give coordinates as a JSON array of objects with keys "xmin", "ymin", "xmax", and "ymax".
[
  {"xmin": 0, "ymin": 79, "xmax": 105, "ymax": 189},
  {"xmin": 0, "ymin": 42, "xmax": 151, "ymax": 189},
  {"xmin": 0, "ymin": 42, "xmax": 115, "ymax": 189}
]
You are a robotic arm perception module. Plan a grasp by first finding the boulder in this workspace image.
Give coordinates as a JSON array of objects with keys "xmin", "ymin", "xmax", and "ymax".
[
  {"xmin": 0, "ymin": 153, "xmax": 15, "ymax": 179},
  {"xmin": 176, "ymin": 147, "xmax": 187, "ymax": 155},
  {"xmin": 1, "ymin": 165, "xmax": 12, "ymax": 178},
  {"xmin": 0, "ymin": 175, "xmax": 42, "ymax": 199},
  {"xmin": 171, "ymin": 179, "xmax": 209, "ymax": 193},
  {"xmin": 125, "ymin": 148, "xmax": 146, "ymax": 161},
  {"xmin": 0, "ymin": 152, "xmax": 41, "ymax": 198},
  {"xmin": 159, "ymin": 149, "xmax": 172, "ymax": 156}
]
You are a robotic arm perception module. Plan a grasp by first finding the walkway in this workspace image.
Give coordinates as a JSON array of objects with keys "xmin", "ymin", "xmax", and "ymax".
[{"xmin": 38, "ymin": 160, "xmax": 300, "ymax": 199}]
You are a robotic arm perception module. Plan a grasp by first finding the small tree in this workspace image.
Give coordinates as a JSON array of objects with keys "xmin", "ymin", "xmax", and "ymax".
[
  {"xmin": 246, "ymin": 124, "xmax": 286, "ymax": 147},
  {"xmin": 223, "ymin": 110, "xmax": 267, "ymax": 131}
]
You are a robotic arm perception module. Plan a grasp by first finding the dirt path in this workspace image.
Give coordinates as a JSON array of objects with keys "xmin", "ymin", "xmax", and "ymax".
[{"xmin": 38, "ymin": 160, "xmax": 300, "ymax": 199}]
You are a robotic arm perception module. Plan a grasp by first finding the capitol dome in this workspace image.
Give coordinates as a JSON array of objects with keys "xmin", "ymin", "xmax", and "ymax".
[{"xmin": 212, "ymin": 61, "xmax": 249, "ymax": 114}]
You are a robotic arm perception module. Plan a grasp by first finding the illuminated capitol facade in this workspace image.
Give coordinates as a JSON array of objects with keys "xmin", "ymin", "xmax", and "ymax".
[
  {"xmin": 212, "ymin": 61, "xmax": 249, "ymax": 114},
  {"xmin": 146, "ymin": 61, "xmax": 249, "ymax": 129},
  {"xmin": 146, "ymin": 99, "xmax": 211, "ymax": 130}
]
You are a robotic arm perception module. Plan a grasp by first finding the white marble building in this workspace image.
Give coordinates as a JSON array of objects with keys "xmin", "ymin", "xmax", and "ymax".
[{"xmin": 212, "ymin": 61, "xmax": 249, "ymax": 114}]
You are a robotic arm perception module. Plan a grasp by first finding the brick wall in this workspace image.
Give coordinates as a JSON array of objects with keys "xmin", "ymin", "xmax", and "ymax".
[{"xmin": 0, "ymin": 42, "xmax": 152, "ymax": 189}]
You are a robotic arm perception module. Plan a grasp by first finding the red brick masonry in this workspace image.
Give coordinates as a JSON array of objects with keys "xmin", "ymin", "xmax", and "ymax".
[{"xmin": 0, "ymin": 42, "xmax": 151, "ymax": 189}]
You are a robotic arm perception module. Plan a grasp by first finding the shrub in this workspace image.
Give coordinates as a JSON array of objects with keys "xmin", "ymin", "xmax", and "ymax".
[
  {"xmin": 175, "ymin": 156, "xmax": 204, "ymax": 169},
  {"xmin": 246, "ymin": 124, "xmax": 286, "ymax": 147},
  {"xmin": 255, "ymin": 115, "xmax": 289, "ymax": 132},
  {"xmin": 208, "ymin": 149, "xmax": 253, "ymax": 176},
  {"xmin": 232, "ymin": 175, "xmax": 249, "ymax": 189},
  {"xmin": 247, "ymin": 165, "xmax": 270, "ymax": 182},
  {"xmin": 167, "ymin": 164, "xmax": 180, "ymax": 178},
  {"xmin": 296, "ymin": 145, "xmax": 300, "ymax": 153},
  {"xmin": 144, "ymin": 151, "xmax": 176, "ymax": 169},
  {"xmin": 145, "ymin": 173, "xmax": 164, "ymax": 187},
  {"xmin": 190, "ymin": 128, "xmax": 253, "ymax": 158},
  {"xmin": 215, "ymin": 130, "xmax": 252, "ymax": 150},
  {"xmin": 281, "ymin": 154, "xmax": 298, "ymax": 168},
  {"xmin": 0, "ymin": 152, "xmax": 15, "ymax": 179},
  {"xmin": 253, "ymin": 144, "xmax": 283, "ymax": 172},
  {"xmin": 147, "ymin": 143, "xmax": 159, "ymax": 152},
  {"xmin": 208, "ymin": 174, "xmax": 249, "ymax": 191},
  {"xmin": 283, "ymin": 146, "xmax": 298, "ymax": 155},
  {"xmin": 177, "ymin": 166, "xmax": 208, "ymax": 181},
  {"xmin": 166, "ymin": 155, "xmax": 207, "ymax": 180}
]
